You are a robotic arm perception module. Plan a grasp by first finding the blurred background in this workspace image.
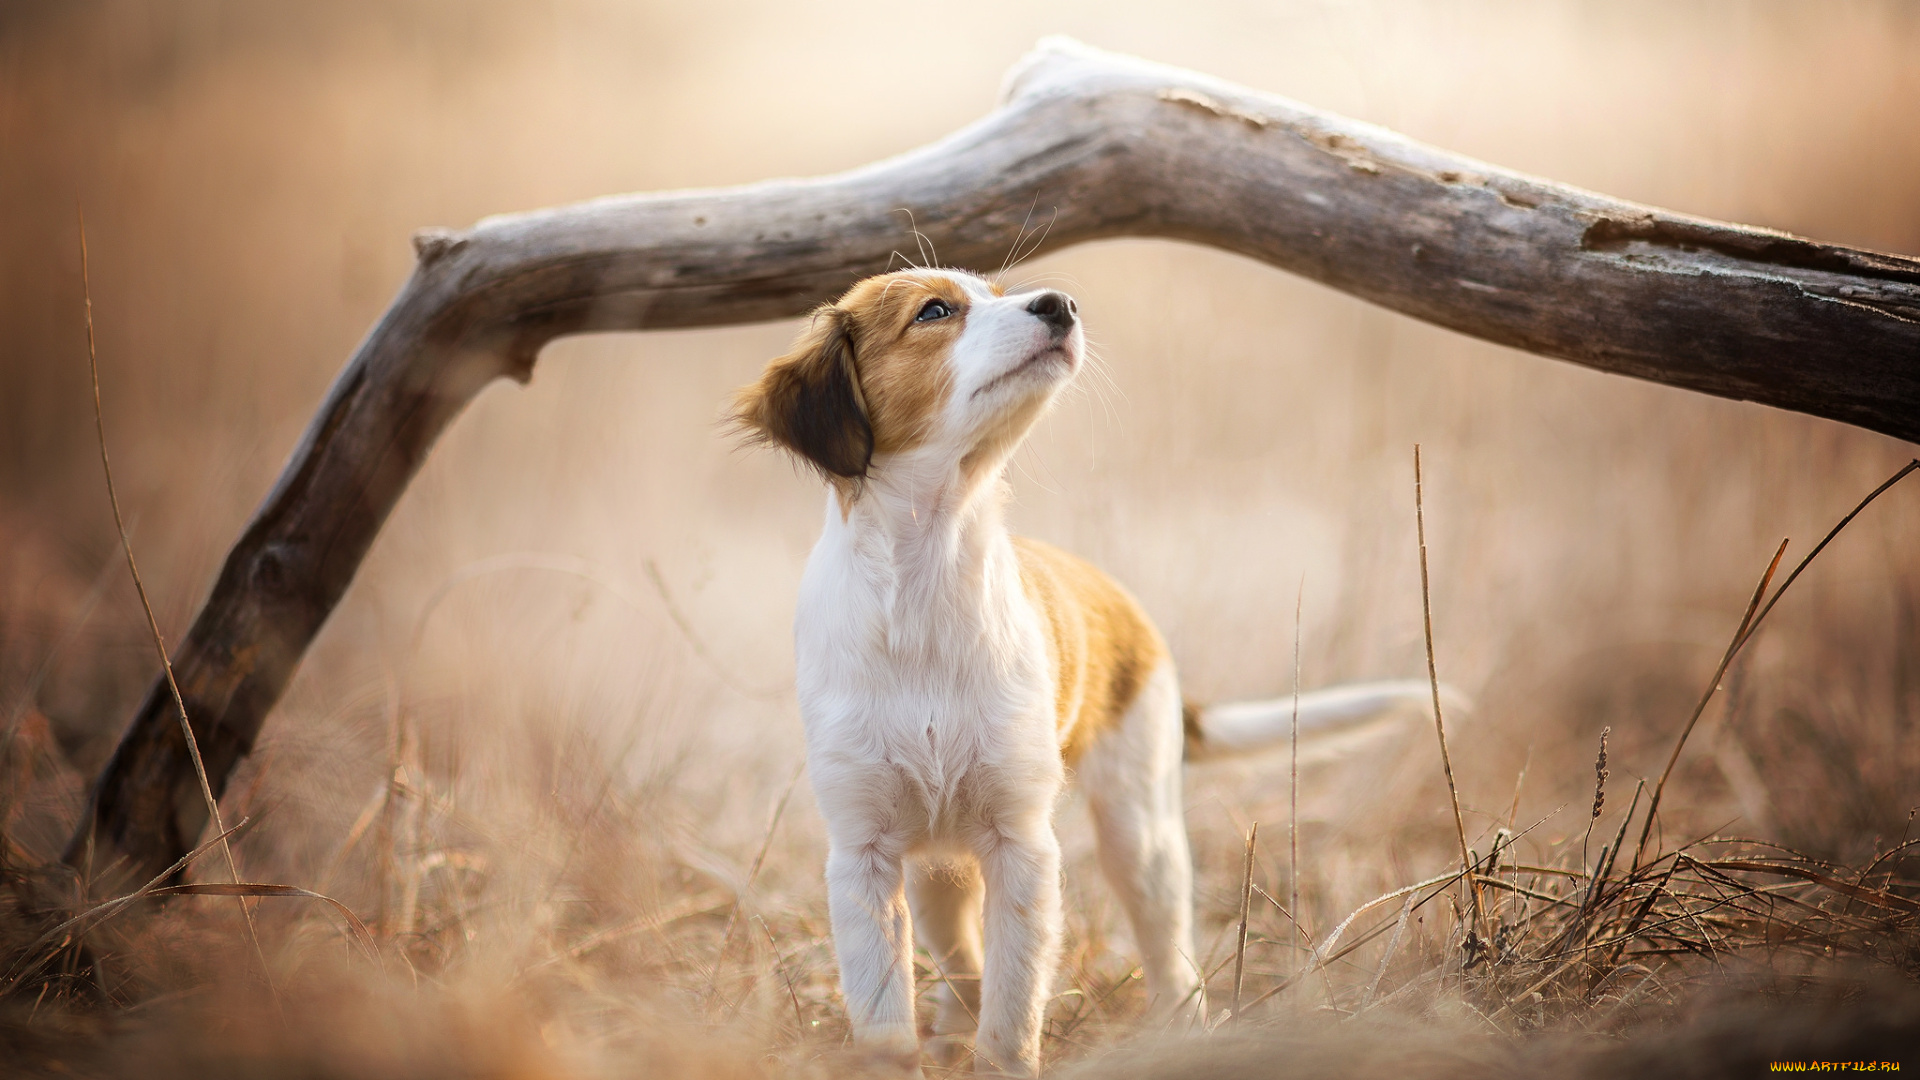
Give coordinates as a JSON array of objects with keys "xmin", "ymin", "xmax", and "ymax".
[{"xmin": 3, "ymin": 0, "xmax": 1919, "ymax": 1070}]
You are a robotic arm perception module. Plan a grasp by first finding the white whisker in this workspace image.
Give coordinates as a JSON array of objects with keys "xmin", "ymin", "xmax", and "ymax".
[{"xmin": 998, "ymin": 195, "xmax": 1043, "ymax": 280}]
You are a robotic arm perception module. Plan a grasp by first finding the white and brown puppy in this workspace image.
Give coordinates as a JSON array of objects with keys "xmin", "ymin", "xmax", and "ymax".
[{"xmin": 733, "ymin": 269, "xmax": 1441, "ymax": 1075}]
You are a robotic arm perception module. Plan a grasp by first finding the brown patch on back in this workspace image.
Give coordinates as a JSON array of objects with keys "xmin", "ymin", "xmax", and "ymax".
[{"xmin": 1012, "ymin": 537, "xmax": 1168, "ymax": 764}]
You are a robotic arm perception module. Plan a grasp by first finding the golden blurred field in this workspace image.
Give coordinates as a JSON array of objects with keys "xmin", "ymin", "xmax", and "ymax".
[{"xmin": 4, "ymin": 1, "xmax": 1920, "ymax": 1075}]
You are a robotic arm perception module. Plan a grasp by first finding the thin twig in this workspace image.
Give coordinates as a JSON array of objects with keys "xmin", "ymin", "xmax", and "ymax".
[
  {"xmin": 644, "ymin": 558, "xmax": 789, "ymax": 699},
  {"xmin": 1588, "ymin": 782, "xmax": 1644, "ymax": 917},
  {"xmin": 1582, "ymin": 727, "xmax": 1610, "ymax": 871},
  {"xmin": 1240, "ymin": 869, "xmax": 1466, "ymax": 1014},
  {"xmin": 1231, "ymin": 822, "xmax": 1257, "ymax": 1020},
  {"xmin": 3, "ymin": 817, "xmax": 249, "ymax": 991},
  {"xmin": 755, "ymin": 915, "xmax": 808, "ymax": 1036},
  {"xmin": 1358, "ymin": 891, "xmax": 1416, "ymax": 1012},
  {"xmin": 79, "ymin": 210, "xmax": 280, "ymax": 1017},
  {"xmin": 141, "ymin": 883, "xmax": 380, "ymax": 964},
  {"xmin": 1635, "ymin": 458, "xmax": 1920, "ymax": 870},
  {"xmin": 927, "ymin": 956, "xmax": 981, "ymax": 1031},
  {"xmin": 1743, "ymin": 460, "xmax": 1920, "ymax": 646},
  {"xmin": 515, "ymin": 890, "xmax": 732, "ymax": 978},
  {"xmin": 1054, "ymin": 965, "xmax": 1140, "ymax": 1041},
  {"xmin": 1603, "ymin": 861, "xmax": 1682, "ymax": 971},
  {"xmin": 1632, "ymin": 540, "xmax": 1785, "ymax": 870},
  {"xmin": 1414, "ymin": 446, "xmax": 1479, "ymax": 928},
  {"xmin": 1506, "ymin": 743, "xmax": 1532, "ymax": 832},
  {"xmin": 1244, "ymin": 808, "xmax": 1563, "ymax": 1018},
  {"xmin": 1250, "ymin": 884, "xmax": 1337, "ymax": 1008},
  {"xmin": 708, "ymin": 761, "xmax": 804, "ymax": 1001},
  {"xmin": 1471, "ymin": 874, "xmax": 1580, "ymax": 909},
  {"xmin": 1290, "ymin": 576, "xmax": 1303, "ymax": 932}
]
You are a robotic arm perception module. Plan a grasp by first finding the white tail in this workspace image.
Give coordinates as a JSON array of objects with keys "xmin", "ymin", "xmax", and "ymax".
[{"xmin": 1184, "ymin": 679, "xmax": 1473, "ymax": 764}]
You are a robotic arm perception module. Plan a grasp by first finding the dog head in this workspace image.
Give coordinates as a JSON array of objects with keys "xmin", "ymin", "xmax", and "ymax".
[{"xmin": 732, "ymin": 269, "xmax": 1082, "ymax": 490}]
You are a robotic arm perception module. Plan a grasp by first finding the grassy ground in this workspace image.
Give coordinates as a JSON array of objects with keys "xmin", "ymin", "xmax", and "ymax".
[{"xmin": 5, "ymin": 2, "xmax": 1920, "ymax": 1075}]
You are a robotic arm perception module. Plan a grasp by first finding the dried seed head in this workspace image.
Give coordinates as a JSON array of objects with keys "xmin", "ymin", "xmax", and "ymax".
[{"xmin": 1591, "ymin": 726, "xmax": 1611, "ymax": 820}]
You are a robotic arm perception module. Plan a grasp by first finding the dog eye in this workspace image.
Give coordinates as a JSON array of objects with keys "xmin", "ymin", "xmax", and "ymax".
[{"xmin": 914, "ymin": 299, "xmax": 953, "ymax": 323}]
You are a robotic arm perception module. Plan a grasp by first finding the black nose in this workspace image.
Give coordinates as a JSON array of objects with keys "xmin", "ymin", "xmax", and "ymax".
[{"xmin": 1026, "ymin": 291, "xmax": 1077, "ymax": 338}]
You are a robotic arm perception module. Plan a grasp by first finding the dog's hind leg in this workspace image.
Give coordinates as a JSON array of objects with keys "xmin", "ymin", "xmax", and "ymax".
[
  {"xmin": 1079, "ymin": 661, "xmax": 1202, "ymax": 1024},
  {"xmin": 908, "ymin": 858, "xmax": 984, "ymax": 1064}
]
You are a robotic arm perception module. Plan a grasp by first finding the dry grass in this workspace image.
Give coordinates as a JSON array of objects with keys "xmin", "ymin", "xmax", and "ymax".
[
  {"xmin": 8, "ymin": 452, "xmax": 1920, "ymax": 1076},
  {"xmin": 6, "ymin": 1, "xmax": 1920, "ymax": 1076}
]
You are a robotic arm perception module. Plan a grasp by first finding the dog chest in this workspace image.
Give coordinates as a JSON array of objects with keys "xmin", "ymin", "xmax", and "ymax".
[{"xmin": 793, "ymin": 522, "xmax": 1062, "ymax": 833}]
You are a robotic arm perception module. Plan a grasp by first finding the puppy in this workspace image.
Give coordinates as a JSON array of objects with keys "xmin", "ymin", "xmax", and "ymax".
[{"xmin": 733, "ymin": 269, "xmax": 1442, "ymax": 1075}]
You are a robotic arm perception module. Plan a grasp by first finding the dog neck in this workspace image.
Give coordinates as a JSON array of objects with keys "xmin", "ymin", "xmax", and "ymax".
[{"xmin": 828, "ymin": 448, "xmax": 1019, "ymax": 659}]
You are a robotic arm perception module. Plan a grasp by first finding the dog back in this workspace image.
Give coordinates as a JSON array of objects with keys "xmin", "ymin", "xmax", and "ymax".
[{"xmin": 1012, "ymin": 536, "xmax": 1168, "ymax": 764}]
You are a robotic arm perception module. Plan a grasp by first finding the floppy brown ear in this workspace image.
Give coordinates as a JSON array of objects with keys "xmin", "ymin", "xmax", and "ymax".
[{"xmin": 731, "ymin": 306, "xmax": 873, "ymax": 479}]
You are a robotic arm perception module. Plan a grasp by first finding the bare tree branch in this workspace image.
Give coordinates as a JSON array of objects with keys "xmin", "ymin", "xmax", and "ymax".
[{"xmin": 68, "ymin": 37, "xmax": 1920, "ymax": 885}]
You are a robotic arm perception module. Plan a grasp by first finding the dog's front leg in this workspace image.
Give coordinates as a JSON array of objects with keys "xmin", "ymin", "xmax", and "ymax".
[
  {"xmin": 975, "ymin": 830, "xmax": 1062, "ymax": 1076},
  {"xmin": 826, "ymin": 842, "xmax": 920, "ymax": 1063}
]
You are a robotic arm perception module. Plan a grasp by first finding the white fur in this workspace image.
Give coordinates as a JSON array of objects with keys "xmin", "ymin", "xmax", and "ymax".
[
  {"xmin": 796, "ymin": 274, "xmax": 1076, "ymax": 1074},
  {"xmin": 783, "ymin": 272, "xmax": 1451, "ymax": 1075},
  {"xmin": 1187, "ymin": 680, "xmax": 1473, "ymax": 764}
]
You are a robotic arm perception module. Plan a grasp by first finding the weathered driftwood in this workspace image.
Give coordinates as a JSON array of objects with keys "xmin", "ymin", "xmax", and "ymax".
[{"xmin": 68, "ymin": 37, "xmax": 1920, "ymax": 886}]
